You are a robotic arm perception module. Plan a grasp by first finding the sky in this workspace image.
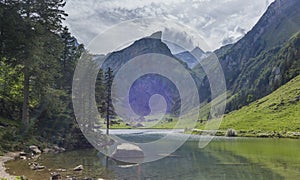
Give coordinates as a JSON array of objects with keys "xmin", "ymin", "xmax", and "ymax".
[{"xmin": 63, "ymin": 0, "xmax": 274, "ymax": 52}]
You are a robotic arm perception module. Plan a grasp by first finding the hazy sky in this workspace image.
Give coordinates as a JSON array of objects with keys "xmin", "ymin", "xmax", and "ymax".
[{"xmin": 64, "ymin": 0, "xmax": 274, "ymax": 51}]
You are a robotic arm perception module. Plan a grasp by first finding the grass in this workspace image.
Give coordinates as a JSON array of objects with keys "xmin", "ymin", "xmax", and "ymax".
[{"xmin": 196, "ymin": 75, "xmax": 300, "ymax": 136}]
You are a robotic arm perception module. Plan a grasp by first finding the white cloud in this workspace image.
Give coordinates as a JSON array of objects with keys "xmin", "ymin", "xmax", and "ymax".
[{"xmin": 64, "ymin": 0, "xmax": 274, "ymax": 51}]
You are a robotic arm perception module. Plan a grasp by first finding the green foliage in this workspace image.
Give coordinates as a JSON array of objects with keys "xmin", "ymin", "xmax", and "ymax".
[
  {"xmin": 226, "ymin": 31, "xmax": 300, "ymax": 112},
  {"xmin": 0, "ymin": 0, "xmax": 88, "ymax": 150},
  {"xmin": 203, "ymin": 75, "xmax": 300, "ymax": 132},
  {"xmin": 0, "ymin": 58, "xmax": 23, "ymax": 119}
]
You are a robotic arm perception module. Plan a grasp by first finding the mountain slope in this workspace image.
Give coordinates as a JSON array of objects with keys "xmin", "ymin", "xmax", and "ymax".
[
  {"xmin": 199, "ymin": 0, "xmax": 300, "ymax": 114},
  {"xmin": 218, "ymin": 0, "xmax": 300, "ymax": 87},
  {"xmin": 226, "ymin": 30, "xmax": 300, "ymax": 111},
  {"xmin": 174, "ymin": 47, "xmax": 207, "ymax": 69},
  {"xmin": 97, "ymin": 32, "xmax": 205, "ymax": 117},
  {"xmin": 219, "ymin": 75, "xmax": 300, "ymax": 133}
]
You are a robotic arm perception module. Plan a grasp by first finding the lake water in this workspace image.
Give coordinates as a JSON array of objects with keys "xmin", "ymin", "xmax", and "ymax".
[{"xmin": 6, "ymin": 132, "xmax": 300, "ymax": 180}]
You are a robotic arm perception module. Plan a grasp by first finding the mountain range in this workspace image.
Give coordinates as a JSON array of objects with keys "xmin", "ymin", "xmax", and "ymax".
[{"xmin": 98, "ymin": 0, "xmax": 300, "ymax": 119}]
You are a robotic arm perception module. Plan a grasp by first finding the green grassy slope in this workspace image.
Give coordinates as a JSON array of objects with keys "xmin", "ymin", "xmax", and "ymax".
[{"xmin": 218, "ymin": 75, "xmax": 300, "ymax": 133}]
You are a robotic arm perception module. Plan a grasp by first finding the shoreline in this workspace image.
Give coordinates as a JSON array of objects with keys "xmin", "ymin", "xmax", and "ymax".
[{"xmin": 0, "ymin": 154, "xmax": 16, "ymax": 180}]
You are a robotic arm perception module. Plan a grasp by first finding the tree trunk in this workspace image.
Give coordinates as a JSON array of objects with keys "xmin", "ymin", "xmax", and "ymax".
[
  {"xmin": 106, "ymin": 98, "xmax": 110, "ymax": 135},
  {"xmin": 22, "ymin": 66, "xmax": 30, "ymax": 132},
  {"xmin": 106, "ymin": 70, "xmax": 111, "ymax": 135}
]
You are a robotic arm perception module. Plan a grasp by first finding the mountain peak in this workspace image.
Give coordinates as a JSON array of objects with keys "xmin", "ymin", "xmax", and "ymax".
[
  {"xmin": 149, "ymin": 31, "xmax": 162, "ymax": 40},
  {"xmin": 191, "ymin": 47, "xmax": 205, "ymax": 55}
]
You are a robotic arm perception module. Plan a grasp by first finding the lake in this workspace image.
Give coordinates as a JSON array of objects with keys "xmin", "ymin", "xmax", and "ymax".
[{"xmin": 5, "ymin": 132, "xmax": 300, "ymax": 180}]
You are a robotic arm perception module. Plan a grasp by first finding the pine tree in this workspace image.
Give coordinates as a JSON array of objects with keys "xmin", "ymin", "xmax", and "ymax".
[{"xmin": 104, "ymin": 68, "xmax": 113, "ymax": 135}]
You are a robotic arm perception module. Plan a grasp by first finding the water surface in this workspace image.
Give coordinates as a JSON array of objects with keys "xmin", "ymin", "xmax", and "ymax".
[{"xmin": 6, "ymin": 134, "xmax": 300, "ymax": 180}]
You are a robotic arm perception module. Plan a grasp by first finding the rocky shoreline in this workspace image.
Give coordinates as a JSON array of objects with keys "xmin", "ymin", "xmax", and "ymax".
[
  {"xmin": 0, "ymin": 145, "xmax": 105, "ymax": 180},
  {"xmin": 0, "ymin": 145, "xmax": 70, "ymax": 180},
  {"xmin": 0, "ymin": 154, "xmax": 16, "ymax": 180}
]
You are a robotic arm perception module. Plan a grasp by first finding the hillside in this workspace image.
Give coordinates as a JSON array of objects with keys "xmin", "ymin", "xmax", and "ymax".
[
  {"xmin": 192, "ymin": 0, "xmax": 300, "ymax": 115},
  {"xmin": 215, "ymin": 75, "xmax": 300, "ymax": 136}
]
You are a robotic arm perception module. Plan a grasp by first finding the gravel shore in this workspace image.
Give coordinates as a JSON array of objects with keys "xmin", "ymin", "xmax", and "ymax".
[{"xmin": 0, "ymin": 155, "xmax": 16, "ymax": 180}]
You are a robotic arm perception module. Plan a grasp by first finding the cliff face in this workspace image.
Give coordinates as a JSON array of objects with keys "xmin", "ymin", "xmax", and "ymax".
[
  {"xmin": 213, "ymin": 0, "xmax": 300, "ymax": 112},
  {"xmin": 218, "ymin": 0, "xmax": 300, "ymax": 87}
]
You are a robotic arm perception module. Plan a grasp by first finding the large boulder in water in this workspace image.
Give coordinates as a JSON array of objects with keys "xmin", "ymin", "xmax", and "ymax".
[{"xmin": 112, "ymin": 143, "xmax": 144, "ymax": 163}]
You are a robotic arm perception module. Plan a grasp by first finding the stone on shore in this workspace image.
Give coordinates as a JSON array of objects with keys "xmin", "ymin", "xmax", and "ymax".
[
  {"xmin": 73, "ymin": 165, "xmax": 84, "ymax": 171},
  {"xmin": 50, "ymin": 172, "xmax": 62, "ymax": 180},
  {"xmin": 29, "ymin": 145, "xmax": 42, "ymax": 154},
  {"xmin": 29, "ymin": 162, "xmax": 45, "ymax": 170},
  {"xmin": 53, "ymin": 145, "xmax": 66, "ymax": 153}
]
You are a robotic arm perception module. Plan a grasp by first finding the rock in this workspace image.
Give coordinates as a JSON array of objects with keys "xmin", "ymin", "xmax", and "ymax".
[
  {"xmin": 6, "ymin": 151, "xmax": 22, "ymax": 159},
  {"xmin": 21, "ymin": 175, "xmax": 28, "ymax": 180},
  {"xmin": 226, "ymin": 129, "xmax": 238, "ymax": 137},
  {"xmin": 65, "ymin": 177, "xmax": 77, "ymax": 180},
  {"xmin": 29, "ymin": 162, "xmax": 45, "ymax": 170},
  {"xmin": 20, "ymin": 156, "xmax": 27, "ymax": 160},
  {"xmin": 29, "ymin": 145, "xmax": 42, "ymax": 154},
  {"xmin": 20, "ymin": 151, "xmax": 27, "ymax": 156},
  {"xmin": 112, "ymin": 143, "xmax": 144, "ymax": 162},
  {"xmin": 53, "ymin": 145, "xmax": 66, "ymax": 153},
  {"xmin": 73, "ymin": 165, "xmax": 84, "ymax": 171},
  {"xmin": 43, "ymin": 148, "xmax": 54, "ymax": 154},
  {"xmin": 56, "ymin": 168, "xmax": 66, "ymax": 172},
  {"xmin": 50, "ymin": 172, "xmax": 62, "ymax": 180}
]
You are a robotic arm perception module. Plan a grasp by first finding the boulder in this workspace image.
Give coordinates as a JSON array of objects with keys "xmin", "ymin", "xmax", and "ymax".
[
  {"xmin": 65, "ymin": 177, "xmax": 77, "ymax": 180},
  {"xmin": 20, "ymin": 156, "xmax": 27, "ymax": 160},
  {"xmin": 29, "ymin": 145, "xmax": 42, "ymax": 154},
  {"xmin": 20, "ymin": 151, "xmax": 27, "ymax": 156},
  {"xmin": 6, "ymin": 152, "xmax": 22, "ymax": 159},
  {"xmin": 43, "ymin": 148, "xmax": 55, "ymax": 154},
  {"xmin": 56, "ymin": 168, "xmax": 67, "ymax": 172},
  {"xmin": 112, "ymin": 143, "xmax": 144, "ymax": 161},
  {"xmin": 53, "ymin": 145, "xmax": 66, "ymax": 153},
  {"xmin": 50, "ymin": 172, "xmax": 62, "ymax": 180},
  {"xmin": 73, "ymin": 165, "xmax": 84, "ymax": 171},
  {"xmin": 21, "ymin": 176, "xmax": 28, "ymax": 180},
  {"xmin": 29, "ymin": 162, "xmax": 45, "ymax": 170}
]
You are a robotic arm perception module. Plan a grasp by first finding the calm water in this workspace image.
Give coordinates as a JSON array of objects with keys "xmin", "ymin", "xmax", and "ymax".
[{"xmin": 6, "ymin": 134, "xmax": 300, "ymax": 180}]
